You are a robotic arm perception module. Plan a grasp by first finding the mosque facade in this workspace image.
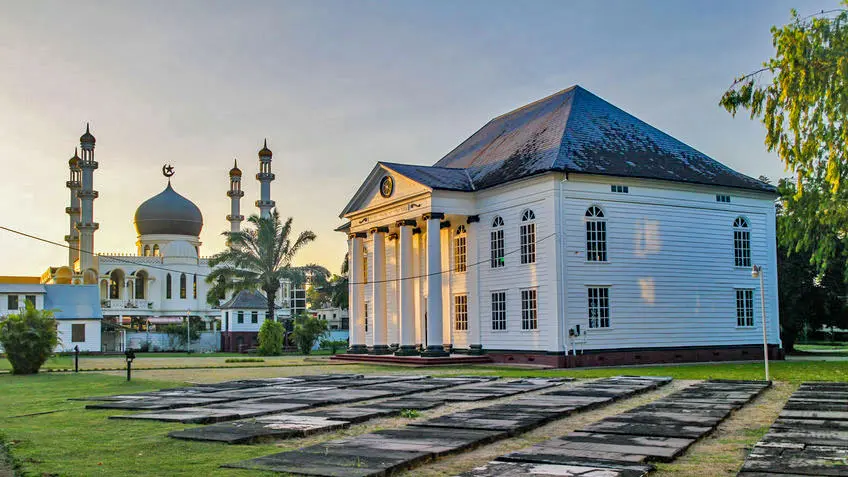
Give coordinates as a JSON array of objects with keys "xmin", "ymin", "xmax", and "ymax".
[{"xmin": 39, "ymin": 126, "xmax": 303, "ymax": 351}]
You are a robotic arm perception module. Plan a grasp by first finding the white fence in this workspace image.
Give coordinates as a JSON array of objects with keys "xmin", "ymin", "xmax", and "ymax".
[{"xmin": 126, "ymin": 331, "xmax": 221, "ymax": 352}]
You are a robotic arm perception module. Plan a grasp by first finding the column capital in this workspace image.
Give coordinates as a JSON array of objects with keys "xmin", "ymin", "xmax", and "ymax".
[
  {"xmin": 466, "ymin": 215, "xmax": 480, "ymax": 224},
  {"xmin": 387, "ymin": 233, "xmax": 398, "ymax": 241},
  {"xmin": 369, "ymin": 226, "xmax": 389, "ymax": 234},
  {"xmin": 439, "ymin": 221, "xmax": 451, "ymax": 229},
  {"xmin": 422, "ymin": 212, "xmax": 445, "ymax": 221},
  {"xmin": 396, "ymin": 219, "xmax": 417, "ymax": 227},
  {"xmin": 412, "ymin": 227, "xmax": 422, "ymax": 235},
  {"xmin": 348, "ymin": 232, "xmax": 367, "ymax": 239}
]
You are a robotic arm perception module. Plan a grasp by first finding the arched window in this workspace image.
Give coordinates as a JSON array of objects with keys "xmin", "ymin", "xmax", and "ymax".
[
  {"xmin": 520, "ymin": 209, "xmax": 536, "ymax": 264},
  {"xmin": 180, "ymin": 273, "xmax": 187, "ymax": 299},
  {"xmin": 454, "ymin": 225, "xmax": 467, "ymax": 272},
  {"xmin": 135, "ymin": 271, "xmax": 146, "ymax": 299},
  {"xmin": 143, "ymin": 245, "xmax": 150, "ymax": 256},
  {"xmin": 733, "ymin": 217, "xmax": 751, "ymax": 267},
  {"xmin": 166, "ymin": 273, "xmax": 172, "ymax": 299},
  {"xmin": 362, "ymin": 245, "xmax": 368, "ymax": 284},
  {"xmin": 585, "ymin": 206, "xmax": 607, "ymax": 262},
  {"xmin": 109, "ymin": 269, "xmax": 124, "ymax": 299},
  {"xmin": 152, "ymin": 244, "xmax": 160, "ymax": 257},
  {"xmin": 193, "ymin": 274, "xmax": 197, "ymax": 299},
  {"xmin": 490, "ymin": 216, "xmax": 505, "ymax": 268}
]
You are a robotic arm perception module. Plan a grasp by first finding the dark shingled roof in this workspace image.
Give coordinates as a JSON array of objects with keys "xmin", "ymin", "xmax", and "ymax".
[
  {"xmin": 381, "ymin": 162, "xmax": 474, "ymax": 191},
  {"xmin": 219, "ymin": 290, "xmax": 267, "ymax": 310},
  {"xmin": 417, "ymin": 85, "xmax": 773, "ymax": 193}
]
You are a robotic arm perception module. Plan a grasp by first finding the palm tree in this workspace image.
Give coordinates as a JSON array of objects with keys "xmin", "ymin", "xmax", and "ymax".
[{"xmin": 206, "ymin": 209, "xmax": 329, "ymax": 321}]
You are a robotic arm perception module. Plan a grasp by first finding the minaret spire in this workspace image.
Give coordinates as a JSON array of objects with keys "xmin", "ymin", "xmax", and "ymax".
[
  {"xmin": 227, "ymin": 158, "xmax": 244, "ymax": 239},
  {"xmin": 255, "ymin": 139, "xmax": 275, "ymax": 219},
  {"xmin": 76, "ymin": 124, "xmax": 99, "ymax": 273},
  {"xmin": 65, "ymin": 149, "xmax": 82, "ymax": 268}
]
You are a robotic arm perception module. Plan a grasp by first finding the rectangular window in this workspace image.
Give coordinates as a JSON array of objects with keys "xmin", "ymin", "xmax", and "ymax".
[
  {"xmin": 364, "ymin": 303, "xmax": 369, "ymax": 332},
  {"xmin": 610, "ymin": 185, "xmax": 629, "ymax": 193},
  {"xmin": 193, "ymin": 275, "xmax": 197, "ymax": 299},
  {"xmin": 454, "ymin": 234, "xmax": 467, "ymax": 272},
  {"xmin": 734, "ymin": 229, "xmax": 751, "ymax": 267},
  {"xmin": 491, "ymin": 291, "xmax": 507, "ymax": 330},
  {"xmin": 237, "ymin": 311, "xmax": 244, "ymax": 324},
  {"xmin": 588, "ymin": 287, "xmax": 610, "ymax": 329},
  {"xmin": 716, "ymin": 194, "xmax": 731, "ymax": 203},
  {"xmin": 7, "ymin": 295, "xmax": 18, "ymax": 310},
  {"xmin": 520, "ymin": 223, "xmax": 536, "ymax": 264},
  {"xmin": 251, "ymin": 311, "xmax": 258, "ymax": 324},
  {"xmin": 736, "ymin": 289, "xmax": 754, "ymax": 327},
  {"xmin": 521, "ymin": 288, "xmax": 538, "ymax": 330},
  {"xmin": 224, "ymin": 312, "xmax": 229, "ymax": 331},
  {"xmin": 71, "ymin": 323, "xmax": 85, "ymax": 342},
  {"xmin": 490, "ymin": 230, "xmax": 505, "ymax": 268},
  {"xmin": 454, "ymin": 294, "xmax": 468, "ymax": 331},
  {"xmin": 586, "ymin": 220, "xmax": 607, "ymax": 261},
  {"xmin": 25, "ymin": 295, "xmax": 36, "ymax": 307}
]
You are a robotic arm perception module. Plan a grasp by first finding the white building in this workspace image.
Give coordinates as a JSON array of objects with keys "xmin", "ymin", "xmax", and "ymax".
[
  {"xmin": 312, "ymin": 307, "xmax": 349, "ymax": 330},
  {"xmin": 339, "ymin": 85, "xmax": 781, "ymax": 367},
  {"xmin": 40, "ymin": 128, "xmax": 302, "ymax": 351},
  {"xmin": 0, "ymin": 278, "xmax": 102, "ymax": 352}
]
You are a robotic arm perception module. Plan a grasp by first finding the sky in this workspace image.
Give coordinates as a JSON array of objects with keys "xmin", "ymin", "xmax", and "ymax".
[{"xmin": 0, "ymin": 0, "xmax": 835, "ymax": 276}]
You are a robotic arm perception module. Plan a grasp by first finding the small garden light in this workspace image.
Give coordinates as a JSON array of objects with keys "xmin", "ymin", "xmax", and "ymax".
[{"xmin": 125, "ymin": 348, "xmax": 136, "ymax": 381}]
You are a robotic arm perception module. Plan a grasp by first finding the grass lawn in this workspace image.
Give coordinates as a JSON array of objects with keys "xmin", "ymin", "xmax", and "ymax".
[
  {"xmin": 0, "ymin": 352, "xmax": 340, "ymax": 372},
  {"xmin": 795, "ymin": 342, "xmax": 848, "ymax": 352},
  {"xmin": 1, "ymin": 359, "xmax": 846, "ymax": 476}
]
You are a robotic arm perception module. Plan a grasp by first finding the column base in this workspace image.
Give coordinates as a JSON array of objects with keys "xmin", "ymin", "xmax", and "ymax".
[
  {"xmin": 370, "ymin": 345, "xmax": 393, "ymax": 355},
  {"xmin": 421, "ymin": 345, "xmax": 449, "ymax": 357},
  {"xmin": 468, "ymin": 345, "xmax": 485, "ymax": 355},
  {"xmin": 394, "ymin": 345, "xmax": 419, "ymax": 356},
  {"xmin": 347, "ymin": 345, "xmax": 369, "ymax": 354}
]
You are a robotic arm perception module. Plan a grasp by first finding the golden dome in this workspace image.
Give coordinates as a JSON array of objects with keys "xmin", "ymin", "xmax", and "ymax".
[
  {"xmin": 68, "ymin": 148, "xmax": 81, "ymax": 168},
  {"xmin": 229, "ymin": 158, "xmax": 242, "ymax": 177},
  {"xmin": 258, "ymin": 138, "xmax": 272, "ymax": 158}
]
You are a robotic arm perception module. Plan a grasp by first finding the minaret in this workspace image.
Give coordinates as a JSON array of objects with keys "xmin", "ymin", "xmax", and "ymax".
[
  {"xmin": 227, "ymin": 159, "xmax": 244, "ymax": 235},
  {"xmin": 255, "ymin": 139, "xmax": 275, "ymax": 219},
  {"xmin": 64, "ymin": 149, "xmax": 82, "ymax": 268},
  {"xmin": 75, "ymin": 124, "xmax": 99, "ymax": 272}
]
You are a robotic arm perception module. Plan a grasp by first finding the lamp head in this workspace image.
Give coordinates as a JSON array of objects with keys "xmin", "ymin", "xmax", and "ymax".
[{"xmin": 751, "ymin": 265, "xmax": 760, "ymax": 278}]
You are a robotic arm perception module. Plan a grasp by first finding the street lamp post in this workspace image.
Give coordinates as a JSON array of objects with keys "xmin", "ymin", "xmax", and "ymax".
[
  {"xmin": 186, "ymin": 310, "xmax": 191, "ymax": 354},
  {"xmin": 751, "ymin": 264, "xmax": 769, "ymax": 381}
]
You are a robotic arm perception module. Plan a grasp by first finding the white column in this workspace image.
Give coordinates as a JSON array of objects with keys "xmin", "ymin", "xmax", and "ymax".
[
  {"xmin": 423, "ymin": 213, "xmax": 448, "ymax": 356},
  {"xmin": 396, "ymin": 220, "xmax": 417, "ymax": 355},
  {"xmin": 466, "ymin": 215, "xmax": 483, "ymax": 354},
  {"xmin": 347, "ymin": 233, "xmax": 367, "ymax": 353},
  {"xmin": 370, "ymin": 227, "xmax": 390, "ymax": 354}
]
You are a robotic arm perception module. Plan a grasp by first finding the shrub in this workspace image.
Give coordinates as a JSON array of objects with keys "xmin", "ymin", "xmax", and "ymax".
[
  {"xmin": 0, "ymin": 302, "xmax": 60, "ymax": 374},
  {"xmin": 400, "ymin": 409, "xmax": 420, "ymax": 418},
  {"xmin": 258, "ymin": 320, "xmax": 284, "ymax": 356},
  {"xmin": 224, "ymin": 357, "xmax": 264, "ymax": 363},
  {"xmin": 292, "ymin": 315, "xmax": 328, "ymax": 355},
  {"xmin": 320, "ymin": 339, "xmax": 348, "ymax": 355}
]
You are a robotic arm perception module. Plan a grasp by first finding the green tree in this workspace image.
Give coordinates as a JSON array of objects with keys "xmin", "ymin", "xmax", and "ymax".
[
  {"xmin": 0, "ymin": 302, "xmax": 59, "ymax": 374},
  {"xmin": 161, "ymin": 316, "xmax": 202, "ymax": 350},
  {"xmin": 721, "ymin": 4, "xmax": 848, "ymax": 276},
  {"xmin": 257, "ymin": 319, "xmax": 285, "ymax": 355},
  {"xmin": 206, "ymin": 210, "xmax": 329, "ymax": 320},
  {"xmin": 292, "ymin": 314, "xmax": 328, "ymax": 355}
]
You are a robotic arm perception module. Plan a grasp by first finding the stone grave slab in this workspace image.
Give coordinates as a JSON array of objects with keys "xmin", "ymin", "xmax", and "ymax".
[
  {"xmin": 527, "ymin": 432, "xmax": 695, "ymax": 462},
  {"xmin": 739, "ymin": 443, "xmax": 848, "ymax": 476},
  {"xmin": 366, "ymin": 397, "xmax": 445, "ymax": 410},
  {"xmin": 112, "ymin": 402, "xmax": 309, "ymax": 423},
  {"xmin": 297, "ymin": 406, "xmax": 398, "ymax": 424},
  {"xmin": 169, "ymin": 414, "xmax": 350, "ymax": 444},
  {"xmin": 581, "ymin": 420, "xmax": 714, "ymax": 439},
  {"xmin": 456, "ymin": 460, "xmax": 653, "ymax": 477},
  {"xmin": 780, "ymin": 410, "xmax": 848, "ymax": 421},
  {"xmin": 605, "ymin": 411, "xmax": 724, "ymax": 427}
]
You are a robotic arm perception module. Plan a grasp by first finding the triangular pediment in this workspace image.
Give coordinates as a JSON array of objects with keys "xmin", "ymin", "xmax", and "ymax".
[{"xmin": 340, "ymin": 163, "xmax": 431, "ymax": 218}]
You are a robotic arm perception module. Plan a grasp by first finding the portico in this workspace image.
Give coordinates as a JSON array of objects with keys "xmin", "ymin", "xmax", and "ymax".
[{"xmin": 345, "ymin": 206, "xmax": 482, "ymax": 357}]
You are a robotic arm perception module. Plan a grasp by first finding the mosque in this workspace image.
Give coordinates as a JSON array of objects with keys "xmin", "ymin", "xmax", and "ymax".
[{"xmin": 37, "ymin": 126, "xmax": 305, "ymax": 352}]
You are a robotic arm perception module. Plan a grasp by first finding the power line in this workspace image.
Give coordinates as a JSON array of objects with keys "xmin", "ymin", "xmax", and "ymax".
[{"xmin": 0, "ymin": 224, "xmax": 557, "ymax": 286}]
